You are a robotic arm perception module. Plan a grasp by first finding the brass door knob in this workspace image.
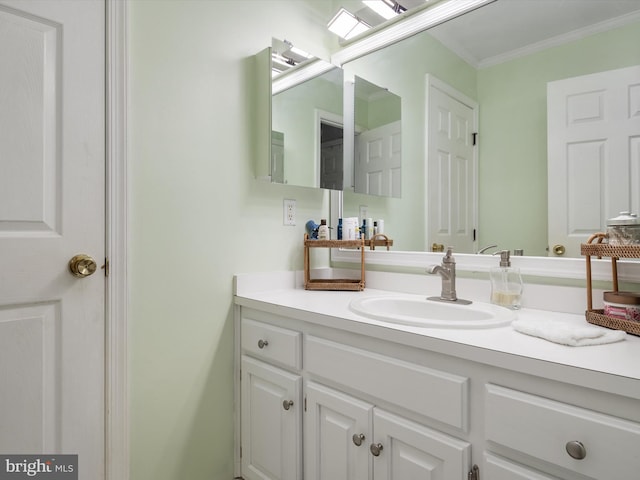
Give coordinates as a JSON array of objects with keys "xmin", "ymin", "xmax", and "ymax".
[
  {"xmin": 69, "ymin": 254, "xmax": 97, "ymax": 278},
  {"xmin": 553, "ymin": 244, "xmax": 566, "ymax": 256}
]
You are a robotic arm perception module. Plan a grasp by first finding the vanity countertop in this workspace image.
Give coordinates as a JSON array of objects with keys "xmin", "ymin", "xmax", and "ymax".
[{"xmin": 234, "ymin": 271, "xmax": 640, "ymax": 399}]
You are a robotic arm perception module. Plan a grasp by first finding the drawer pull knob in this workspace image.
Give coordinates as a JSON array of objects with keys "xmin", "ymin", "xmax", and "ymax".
[
  {"xmin": 566, "ymin": 440, "xmax": 586, "ymax": 460},
  {"xmin": 370, "ymin": 443, "xmax": 383, "ymax": 456},
  {"xmin": 352, "ymin": 433, "xmax": 365, "ymax": 446},
  {"xmin": 282, "ymin": 400, "xmax": 294, "ymax": 411},
  {"xmin": 258, "ymin": 339, "xmax": 269, "ymax": 349}
]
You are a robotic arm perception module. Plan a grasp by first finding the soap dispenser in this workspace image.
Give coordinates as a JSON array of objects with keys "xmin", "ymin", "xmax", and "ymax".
[{"xmin": 490, "ymin": 250, "xmax": 523, "ymax": 309}]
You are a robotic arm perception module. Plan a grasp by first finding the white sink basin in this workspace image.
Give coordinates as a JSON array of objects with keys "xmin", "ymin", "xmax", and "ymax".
[{"xmin": 349, "ymin": 294, "xmax": 516, "ymax": 329}]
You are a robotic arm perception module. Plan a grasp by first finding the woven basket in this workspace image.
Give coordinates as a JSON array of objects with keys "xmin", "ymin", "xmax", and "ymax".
[{"xmin": 586, "ymin": 309, "xmax": 640, "ymax": 336}]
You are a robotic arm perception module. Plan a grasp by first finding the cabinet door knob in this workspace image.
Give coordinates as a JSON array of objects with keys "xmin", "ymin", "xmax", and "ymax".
[
  {"xmin": 370, "ymin": 443, "xmax": 383, "ymax": 456},
  {"xmin": 566, "ymin": 440, "xmax": 586, "ymax": 460},
  {"xmin": 282, "ymin": 400, "xmax": 294, "ymax": 411},
  {"xmin": 352, "ymin": 433, "xmax": 365, "ymax": 446},
  {"xmin": 258, "ymin": 339, "xmax": 269, "ymax": 349}
]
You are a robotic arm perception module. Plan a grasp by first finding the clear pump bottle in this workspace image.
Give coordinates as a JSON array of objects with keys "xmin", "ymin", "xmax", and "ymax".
[{"xmin": 490, "ymin": 250, "xmax": 523, "ymax": 309}]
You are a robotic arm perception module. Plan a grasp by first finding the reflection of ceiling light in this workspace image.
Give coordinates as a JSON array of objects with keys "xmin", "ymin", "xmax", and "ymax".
[
  {"xmin": 363, "ymin": 0, "xmax": 398, "ymax": 20},
  {"xmin": 327, "ymin": 8, "xmax": 371, "ymax": 40}
]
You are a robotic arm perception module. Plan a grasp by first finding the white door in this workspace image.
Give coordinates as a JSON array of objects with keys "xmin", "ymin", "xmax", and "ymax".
[
  {"xmin": 372, "ymin": 409, "xmax": 471, "ymax": 480},
  {"xmin": 0, "ymin": 0, "xmax": 105, "ymax": 473},
  {"xmin": 241, "ymin": 356, "xmax": 302, "ymax": 480},
  {"xmin": 304, "ymin": 382, "xmax": 372, "ymax": 480},
  {"xmin": 355, "ymin": 121, "xmax": 401, "ymax": 197},
  {"xmin": 547, "ymin": 65, "xmax": 640, "ymax": 257},
  {"xmin": 426, "ymin": 76, "xmax": 477, "ymax": 253}
]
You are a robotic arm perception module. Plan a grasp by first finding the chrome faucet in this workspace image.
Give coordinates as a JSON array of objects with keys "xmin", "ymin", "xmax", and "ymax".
[
  {"xmin": 427, "ymin": 247, "xmax": 472, "ymax": 305},
  {"xmin": 477, "ymin": 243, "xmax": 498, "ymax": 254}
]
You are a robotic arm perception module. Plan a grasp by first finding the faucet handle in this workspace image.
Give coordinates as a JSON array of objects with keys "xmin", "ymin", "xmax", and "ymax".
[{"xmin": 443, "ymin": 246, "xmax": 454, "ymax": 263}]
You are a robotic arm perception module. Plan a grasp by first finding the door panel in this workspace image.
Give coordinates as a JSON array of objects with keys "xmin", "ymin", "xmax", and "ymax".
[
  {"xmin": 427, "ymin": 78, "xmax": 477, "ymax": 253},
  {"xmin": 355, "ymin": 121, "xmax": 401, "ymax": 197},
  {"xmin": 372, "ymin": 409, "xmax": 470, "ymax": 480},
  {"xmin": 0, "ymin": 0, "xmax": 105, "ymax": 475},
  {"xmin": 305, "ymin": 382, "xmax": 372, "ymax": 480},
  {"xmin": 241, "ymin": 356, "xmax": 302, "ymax": 480},
  {"xmin": 547, "ymin": 65, "xmax": 640, "ymax": 257}
]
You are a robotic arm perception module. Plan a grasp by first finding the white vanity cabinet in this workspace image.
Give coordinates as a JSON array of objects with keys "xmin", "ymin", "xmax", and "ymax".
[{"xmin": 235, "ymin": 300, "xmax": 640, "ymax": 480}]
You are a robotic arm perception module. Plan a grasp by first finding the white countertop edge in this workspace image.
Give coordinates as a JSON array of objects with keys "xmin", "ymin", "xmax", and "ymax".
[{"xmin": 234, "ymin": 273, "xmax": 640, "ymax": 399}]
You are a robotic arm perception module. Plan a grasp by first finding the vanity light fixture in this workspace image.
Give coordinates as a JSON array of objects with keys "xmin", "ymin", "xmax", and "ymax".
[
  {"xmin": 363, "ymin": 0, "xmax": 405, "ymax": 20},
  {"xmin": 327, "ymin": 8, "xmax": 371, "ymax": 40}
]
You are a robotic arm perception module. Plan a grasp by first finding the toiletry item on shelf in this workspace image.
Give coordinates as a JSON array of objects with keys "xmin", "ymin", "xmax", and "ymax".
[
  {"xmin": 603, "ymin": 291, "xmax": 640, "ymax": 322},
  {"xmin": 361, "ymin": 218, "xmax": 368, "ymax": 240},
  {"xmin": 490, "ymin": 250, "xmax": 523, "ymax": 309},
  {"xmin": 337, "ymin": 218, "xmax": 343, "ymax": 240},
  {"xmin": 366, "ymin": 218, "xmax": 373, "ymax": 240},
  {"xmin": 305, "ymin": 220, "xmax": 319, "ymax": 239},
  {"xmin": 343, "ymin": 217, "xmax": 359, "ymax": 240},
  {"xmin": 606, "ymin": 211, "xmax": 640, "ymax": 245},
  {"xmin": 318, "ymin": 219, "xmax": 329, "ymax": 240},
  {"xmin": 376, "ymin": 219, "xmax": 384, "ymax": 234}
]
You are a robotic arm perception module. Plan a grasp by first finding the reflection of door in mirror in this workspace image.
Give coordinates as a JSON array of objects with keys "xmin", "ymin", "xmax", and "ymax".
[
  {"xmin": 547, "ymin": 65, "xmax": 640, "ymax": 257},
  {"xmin": 353, "ymin": 76, "xmax": 402, "ymax": 198},
  {"xmin": 320, "ymin": 122, "xmax": 344, "ymax": 190},
  {"xmin": 355, "ymin": 121, "xmax": 401, "ymax": 197},
  {"xmin": 426, "ymin": 76, "xmax": 478, "ymax": 254}
]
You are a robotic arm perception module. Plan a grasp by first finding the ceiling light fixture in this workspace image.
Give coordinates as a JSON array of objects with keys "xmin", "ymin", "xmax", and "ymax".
[{"xmin": 327, "ymin": 8, "xmax": 371, "ymax": 40}]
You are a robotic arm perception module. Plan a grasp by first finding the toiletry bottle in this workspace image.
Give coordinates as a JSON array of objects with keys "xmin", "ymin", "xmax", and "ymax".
[
  {"xmin": 490, "ymin": 250, "xmax": 523, "ymax": 309},
  {"xmin": 318, "ymin": 219, "xmax": 329, "ymax": 240},
  {"xmin": 337, "ymin": 218, "xmax": 343, "ymax": 240},
  {"xmin": 361, "ymin": 218, "xmax": 367, "ymax": 240},
  {"xmin": 366, "ymin": 217, "xmax": 373, "ymax": 239}
]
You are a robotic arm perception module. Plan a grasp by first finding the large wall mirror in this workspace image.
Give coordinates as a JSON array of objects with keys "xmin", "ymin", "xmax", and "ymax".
[{"xmin": 336, "ymin": 0, "xmax": 640, "ymax": 259}]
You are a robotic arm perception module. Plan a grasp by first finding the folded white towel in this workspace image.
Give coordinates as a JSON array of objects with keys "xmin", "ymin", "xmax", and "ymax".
[{"xmin": 512, "ymin": 319, "xmax": 626, "ymax": 346}]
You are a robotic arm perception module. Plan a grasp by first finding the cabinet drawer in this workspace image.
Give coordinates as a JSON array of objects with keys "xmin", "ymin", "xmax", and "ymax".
[
  {"xmin": 485, "ymin": 384, "xmax": 640, "ymax": 479},
  {"xmin": 241, "ymin": 318, "xmax": 301, "ymax": 369},
  {"xmin": 305, "ymin": 335, "xmax": 469, "ymax": 430},
  {"xmin": 484, "ymin": 453, "xmax": 560, "ymax": 480}
]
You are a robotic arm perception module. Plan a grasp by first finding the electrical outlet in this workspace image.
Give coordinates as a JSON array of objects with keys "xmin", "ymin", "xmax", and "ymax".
[{"xmin": 283, "ymin": 199, "xmax": 296, "ymax": 226}]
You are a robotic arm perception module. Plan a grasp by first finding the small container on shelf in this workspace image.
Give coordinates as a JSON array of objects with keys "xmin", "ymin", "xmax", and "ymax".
[
  {"xmin": 603, "ymin": 291, "xmax": 640, "ymax": 322},
  {"xmin": 606, "ymin": 211, "xmax": 640, "ymax": 245}
]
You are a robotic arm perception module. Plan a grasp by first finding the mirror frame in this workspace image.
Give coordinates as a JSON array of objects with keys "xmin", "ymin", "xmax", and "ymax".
[{"xmin": 328, "ymin": 0, "xmax": 640, "ymax": 282}]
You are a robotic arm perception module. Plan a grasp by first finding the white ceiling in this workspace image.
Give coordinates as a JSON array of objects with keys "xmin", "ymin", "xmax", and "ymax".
[{"xmin": 427, "ymin": 0, "xmax": 640, "ymax": 68}]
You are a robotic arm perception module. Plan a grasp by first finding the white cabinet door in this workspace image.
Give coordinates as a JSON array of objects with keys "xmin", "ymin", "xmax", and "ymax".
[
  {"xmin": 241, "ymin": 356, "xmax": 302, "ymax": 480},
  {"xmin": 305, "ymin": 382, "xmax": 373, "ymax": 480},
  {"xmin": 372, "ymin": 409, "xmax": 471, "ymax": 480}
]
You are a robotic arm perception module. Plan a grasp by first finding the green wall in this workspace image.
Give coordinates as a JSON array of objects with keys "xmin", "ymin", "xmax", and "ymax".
[{"xmin": 129, "ymin": 1, "xmax": 333, "ymax": 479}]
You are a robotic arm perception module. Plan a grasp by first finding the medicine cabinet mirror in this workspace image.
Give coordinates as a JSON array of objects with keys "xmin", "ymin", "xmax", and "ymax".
[{"xmin": 268, "ymin": 38, "xmax": 345, "ymax": 189}]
